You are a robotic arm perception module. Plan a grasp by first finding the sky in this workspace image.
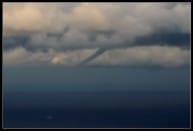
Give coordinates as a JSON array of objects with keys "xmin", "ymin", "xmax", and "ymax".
[{"xmin": 2, "ymin": 2, "xmax": 191, "ymax": 68}]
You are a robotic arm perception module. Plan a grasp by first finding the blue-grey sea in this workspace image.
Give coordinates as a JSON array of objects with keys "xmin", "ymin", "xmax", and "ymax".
[{"xmin": 3, "ymin": 66, "xmax": 190, "ymax": 128}]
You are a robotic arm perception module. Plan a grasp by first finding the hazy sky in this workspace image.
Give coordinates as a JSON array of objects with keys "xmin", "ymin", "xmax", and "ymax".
[{"xmin": 3, "ymin": 2, "xmax": 191, "ymax": 68}]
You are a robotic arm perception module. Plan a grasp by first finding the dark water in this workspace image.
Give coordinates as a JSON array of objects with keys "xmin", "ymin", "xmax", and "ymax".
[
  {"xmin": 3, "ymin": 90, "xmax": 190, "ymax": 128},
  {"xmin": 3, "ymin": 67, "xmax": 190, "ymax": 128},
  {"xmin": 3, "ymin": 107, "xmax": 190, "ymax": 128}
]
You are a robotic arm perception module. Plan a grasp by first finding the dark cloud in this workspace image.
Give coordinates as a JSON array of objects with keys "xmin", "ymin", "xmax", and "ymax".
[
  {"xmin": 3, "ymin": 35, "xmax": 30, "ymax": 50},
  {"xmin": 88, "ymin": 30, "xmax": 115, "ymax": 42},
  {"xmin": 46, "ymin": 26, "xmax": 70, "ymax": 39},
  {"xmin": 133, "ymin": 32, "xmax": 190, "ymax": 49},
  {"xmin": 3, "ymin": 32, "xmax": 190, "ymax": 52}
]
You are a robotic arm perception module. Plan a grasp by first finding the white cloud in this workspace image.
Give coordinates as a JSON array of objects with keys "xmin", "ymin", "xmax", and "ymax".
[
  {"xmin": 3, "ymin": 46, "xmax": 30, "ymax": 64},
  {"xmin": 3, "ymin": 46, "xmax": 190, "ymax": 67},
  {"xmin": 67, "ymin": 3, "xmax": 110, "ymax": 31},
  {"xmin": 3, "ymin": 47, "xmax": 51, "ymax": 64},
  {"xmin": 3, "ymin": 3, "xmax": 70, "ymax": 34},
  {"xmin": 90, "ymin": 46, "xmax": 190, "ymax": 67},
  {"xmin": 49, "ymin": 49, "xmax": 98, "ymax": 65},
  {"xmin": 3, "ymin": 47, "xmax": 98, "ymax": 65},
  {"xmin": 3, "ymin": 3, "xmax": 190, "ymax": 38},
  {"xmin": 172, "ymin": 3, "xmax": 191, "ymax": 33}
]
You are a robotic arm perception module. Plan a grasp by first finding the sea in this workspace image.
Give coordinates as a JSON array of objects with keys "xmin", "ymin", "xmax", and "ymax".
[{"xmin": 3, "ymin": 66, "xmax": 190, "ymax": 128}]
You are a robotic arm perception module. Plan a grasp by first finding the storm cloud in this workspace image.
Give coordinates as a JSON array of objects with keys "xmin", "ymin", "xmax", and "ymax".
[{"xmin": 3, "ymin": 3, "xmax": 191, "ymax": 67}]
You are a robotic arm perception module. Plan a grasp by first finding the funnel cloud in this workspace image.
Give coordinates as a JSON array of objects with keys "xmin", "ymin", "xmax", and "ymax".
[{"xmin": 79, "ymin": 48, "xmax": 107, "ymax": 66}]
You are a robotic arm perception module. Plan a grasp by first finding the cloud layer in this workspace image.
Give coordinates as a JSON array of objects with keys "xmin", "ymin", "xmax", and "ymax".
[
  {"xmin": 4, "ymin": 3, "xmax": 191, "ymax": 34},
  {"xmin": 90, "ymin": 46, "xmax": 190, "ymax": 67},
  {"xmin": 3, "ymin": 3, "xmax": 191, "ymax": 67},
  {"xmin": 3, "ymin": 46, "xmax": 190, "ymax": 67}
]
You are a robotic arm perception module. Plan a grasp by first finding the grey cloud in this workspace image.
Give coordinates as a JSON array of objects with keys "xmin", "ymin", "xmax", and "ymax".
[
  {"xmin": 3, "ymin": 3, "xmax": 191, "ymax": 67},
  {"xmin": 3, "ymin": 32, "xmax": 190, "ymax": 51},
  {"xmin": 133, "ymin": 32, "xmax": 190, "ymax": 49},
  {"xmin": 3, "ymin": 35, "xmax": 30, "ymax": 50},
  {"xmin": 3, "ymin": 2, "xmax": 191, "ymax": 52},
  {"xmin": 3, "ymin": 3, "xmax": 191, "ymax": 47},
  {"xmin": 3, "ymin": 46, "xmax": 190, "ymax": 67},
  {"xmin": 89, "ymin": 46, "xmax": 190, "ymax": 68}
]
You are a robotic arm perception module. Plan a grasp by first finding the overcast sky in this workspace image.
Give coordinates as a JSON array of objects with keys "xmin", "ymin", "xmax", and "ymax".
[{"xmin": 3, "ymin": 2, "xmax": 191, "ymax": 67}]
